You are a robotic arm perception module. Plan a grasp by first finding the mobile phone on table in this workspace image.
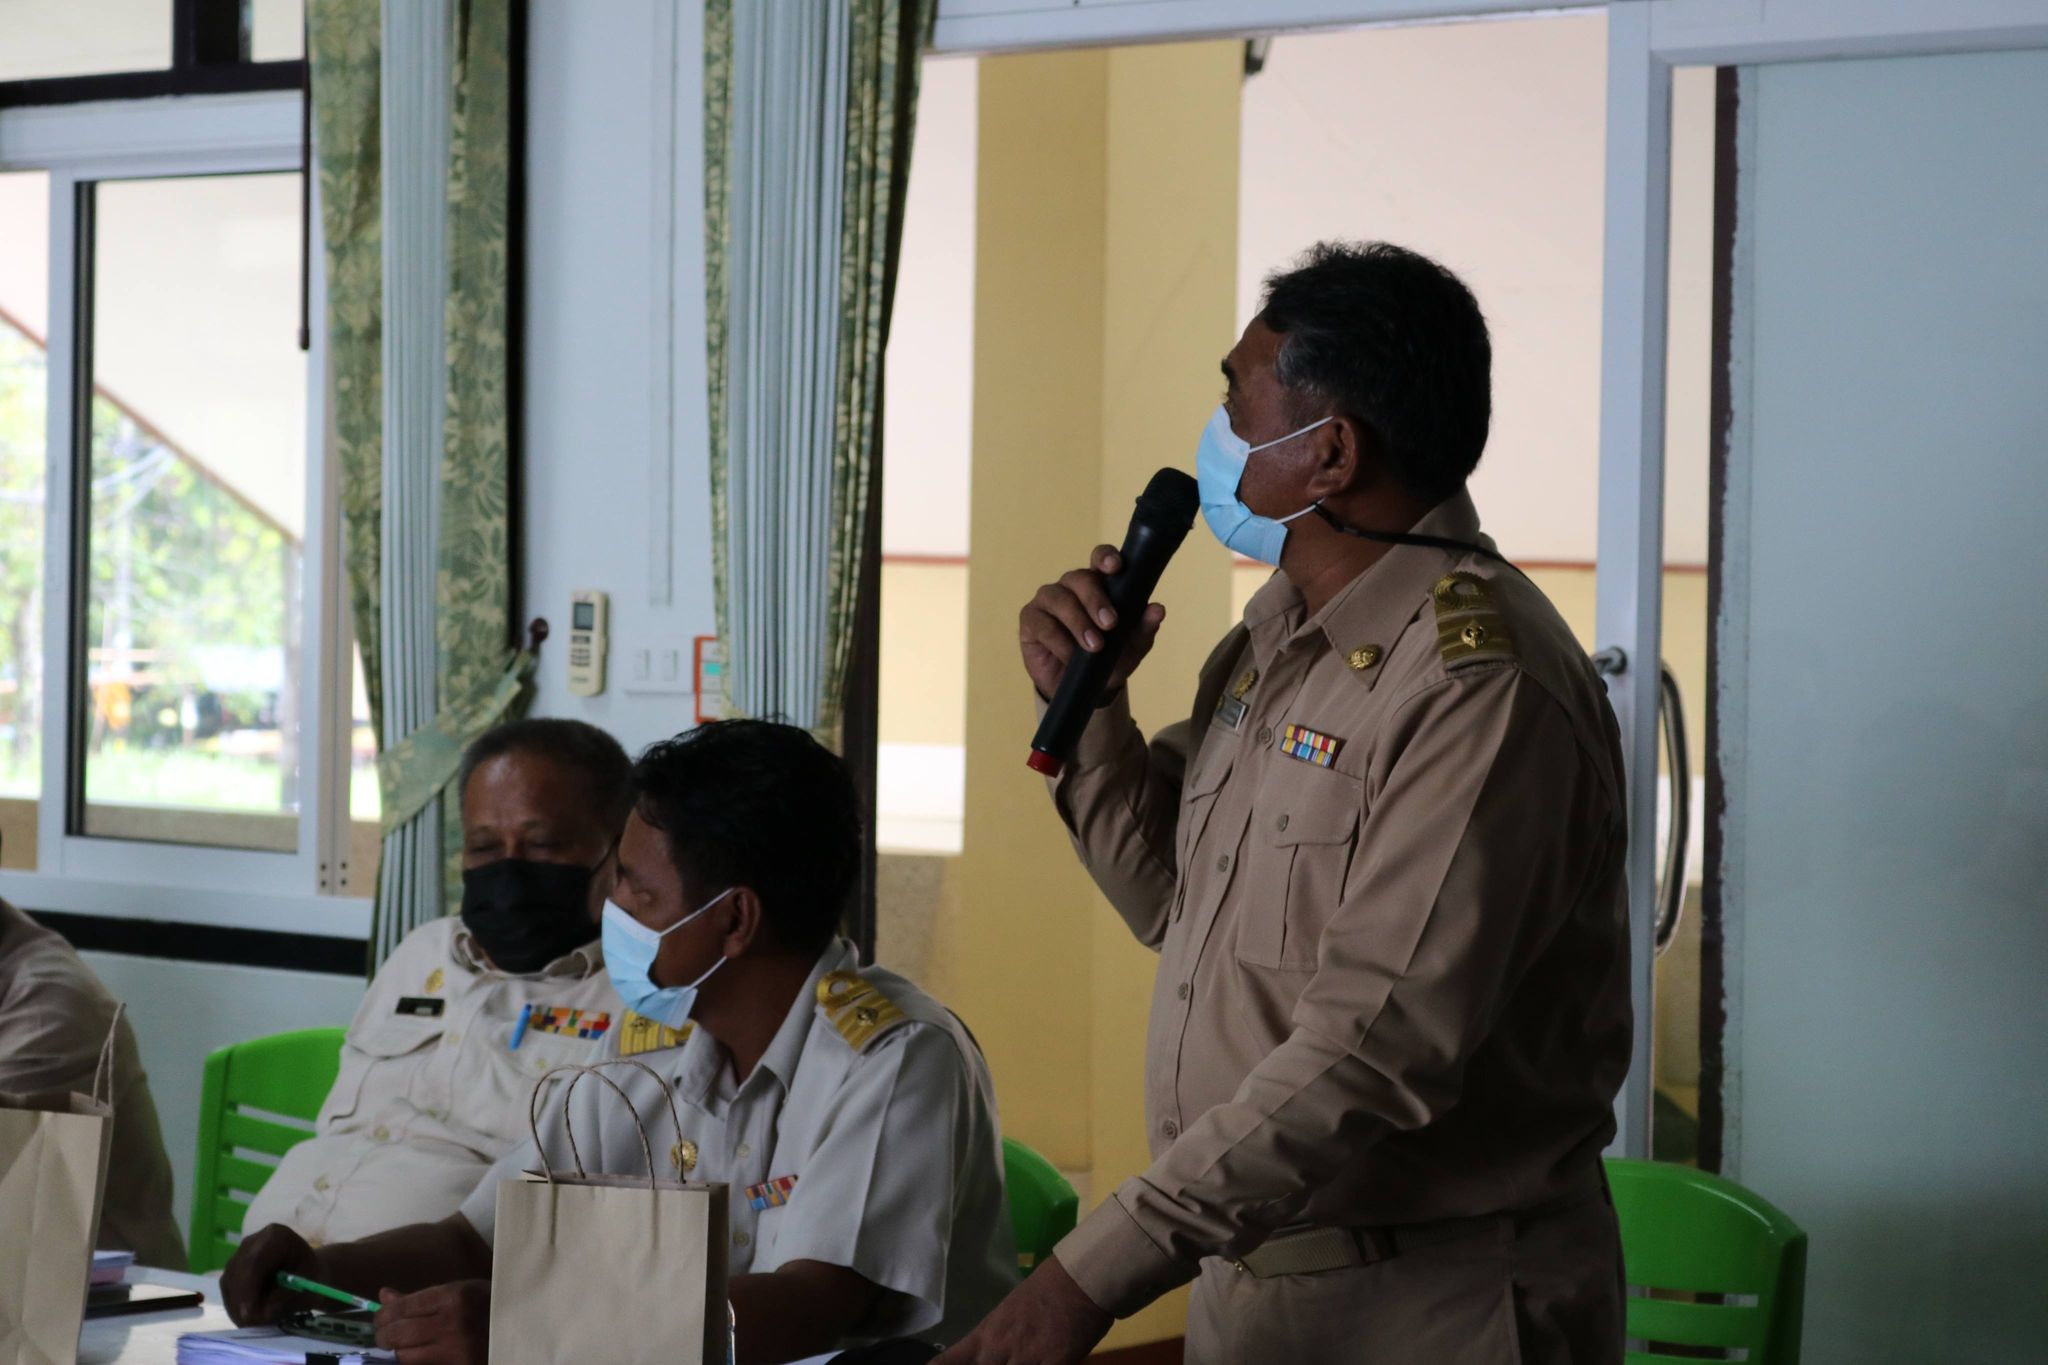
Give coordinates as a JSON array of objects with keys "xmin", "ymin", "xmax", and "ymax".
[{"xmin": 281, "ymin": 1308, "xmax": 379, "ymax": 1347}]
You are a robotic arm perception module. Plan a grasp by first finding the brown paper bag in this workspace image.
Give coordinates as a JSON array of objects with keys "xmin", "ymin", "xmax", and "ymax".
[
  {"xmin": 0, "ymin": 1011, "xmax": 120, "ymax": 1365},
  {"xmin": 488, "ymin": 1062, "xmax": 728, "ymax": 1365}
]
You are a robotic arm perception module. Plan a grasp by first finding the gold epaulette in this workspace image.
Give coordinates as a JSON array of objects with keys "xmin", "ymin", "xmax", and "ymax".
[
  {"xmin": 616, "ymin": 1012, "xmax": 694, "ymax": 1058},
  {"xmin": 1433, "ymin": 572, "xmax": 1516, "ymax": 668},
  {"xmin": 816, "ymin": 971, "xmax": 908, "ymax": 1052}
]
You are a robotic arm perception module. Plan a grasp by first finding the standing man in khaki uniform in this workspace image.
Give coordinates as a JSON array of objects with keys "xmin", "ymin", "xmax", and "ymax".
[
  {"xmin": 244, "ymin": 719, "xmax": 631, "ymax": 1245},
  {"xmin": 944, "ymin": 242, "xmax": 1633, "ymax": 1364}
]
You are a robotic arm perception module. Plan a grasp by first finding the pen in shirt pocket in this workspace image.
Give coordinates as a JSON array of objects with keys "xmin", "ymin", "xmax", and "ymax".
[{"xmin": 510, "ymin": 1003, "xmax": 533, "ymax": 1051}]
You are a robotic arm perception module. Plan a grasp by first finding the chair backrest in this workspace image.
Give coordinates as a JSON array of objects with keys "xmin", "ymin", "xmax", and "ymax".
[
  {"xmin": 1606, "ymin": 1157, "xmax": 1808, "ymax": 1365},
  {"xmin": 188, "ymin": 1027, "xmax": 347, "ymax": 1273},
  {"xmin": 1002, "ymin": 1137, "xmax": 1078, "ymax": 1274}
]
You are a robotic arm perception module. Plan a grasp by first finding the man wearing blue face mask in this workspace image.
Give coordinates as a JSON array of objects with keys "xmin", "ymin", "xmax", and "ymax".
[
  {"xmin": 945, "ymin": 243, "xmax": 1632, "ymax": 1365},
  {"xmin": 223, "ymin": 720, "xmax": 1015, "ymax": 1365}
]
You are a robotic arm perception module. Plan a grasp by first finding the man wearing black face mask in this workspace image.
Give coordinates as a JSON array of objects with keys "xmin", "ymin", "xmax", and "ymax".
[{"xmin": 241, "ymin": 719, "xmax": 631, "ymax": 1245}]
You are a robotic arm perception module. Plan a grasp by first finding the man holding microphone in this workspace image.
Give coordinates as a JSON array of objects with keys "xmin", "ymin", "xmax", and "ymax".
[{"xmin": 942, "ymin": 242, "xmax": 1633, "ymax": 1364}]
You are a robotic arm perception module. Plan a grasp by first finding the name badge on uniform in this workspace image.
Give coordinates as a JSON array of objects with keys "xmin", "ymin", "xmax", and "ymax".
[
  {"xmin": 1278, "ymin": 722, "xmax": 1342, "ymax": 769},
  {"xmin": 1214, "ymin": 666, "xmax": 1259, "ymax": 732},
  {"xmin": 395, "ymin": 996, "xmax": 445, "ymax": 1018},
  {"xmin": 745, "ymin": 1175, "xmax": 798, "ymax": 1211}
]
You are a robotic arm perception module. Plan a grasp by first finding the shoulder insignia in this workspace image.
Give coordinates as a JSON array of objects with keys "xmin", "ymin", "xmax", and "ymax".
[
  {"xmin": 817, "ymin": 971, "xmax": 908, "ymax": 1052},
  {"xmin": 617, "ymin": 1011, "xmax": 693, "ymax": 1058},
  {"xmin": 1433, "ymin": 572, "xmax": 1516, "ymax": 668}
]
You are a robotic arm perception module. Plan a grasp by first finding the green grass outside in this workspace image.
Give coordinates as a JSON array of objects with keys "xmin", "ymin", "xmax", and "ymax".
[{"xmin": 0, "ymin": 743, "xmax": 380, "ymax": 819}]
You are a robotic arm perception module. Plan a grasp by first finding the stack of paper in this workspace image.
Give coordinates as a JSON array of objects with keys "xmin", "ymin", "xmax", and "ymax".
[
  {"xmin": 175, "ymin": 1327, "xmax": 396, "ymax": 1364},
  {"xmin": 89, "ymin": 1249, "xmax": 135, "ymax": 1286}
]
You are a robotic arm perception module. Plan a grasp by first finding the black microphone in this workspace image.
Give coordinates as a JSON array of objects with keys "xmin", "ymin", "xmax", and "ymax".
[{"xmin": 1027, "ymin": 467, "xmax": 1201, "ymax": 777}]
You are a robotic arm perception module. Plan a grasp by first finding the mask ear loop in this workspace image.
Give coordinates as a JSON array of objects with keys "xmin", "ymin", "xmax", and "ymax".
[{"xmin": 1239, "ymin": 417, "xmax": 1336, "ymax": 521}]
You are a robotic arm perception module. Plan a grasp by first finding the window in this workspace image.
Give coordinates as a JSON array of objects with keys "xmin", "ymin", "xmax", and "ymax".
[
  {"xmin": 0, "ymin": 0, "xmax": 302, "ymax": 109},
  {"xmin": 0, "ymin": 172, "xmax": 49, "ymax": 870},
  {"xmin": 0, "ymin": 90, "xmax": 359, "ymax": 926},
  {"xmin": 0, "ymin": 4, "xmax": 175, "ymax": 83},
  {"xmin": 251, "ymin": 0, "xmax": 307, "ymax": 65},
  {"xmin": 77, "ymin": 172, "xmax": 306, "ymax": 853}
]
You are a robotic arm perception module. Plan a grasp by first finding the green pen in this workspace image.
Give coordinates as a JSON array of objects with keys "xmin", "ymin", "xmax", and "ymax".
[{"xmin": 277, "ymin": 1271, "xmax": 377, "ymax": 1312}]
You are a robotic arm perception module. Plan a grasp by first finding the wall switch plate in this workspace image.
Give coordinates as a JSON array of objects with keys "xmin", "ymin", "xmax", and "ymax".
[{"xmin": 620, "ymin": 635, "xmax": 695, "ymax": 696}]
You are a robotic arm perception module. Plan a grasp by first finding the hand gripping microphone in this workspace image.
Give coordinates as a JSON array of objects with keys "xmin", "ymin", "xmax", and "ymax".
[{"xmin": 1027, "ymin": 468, "xmax": 1201, "ymax": 777}]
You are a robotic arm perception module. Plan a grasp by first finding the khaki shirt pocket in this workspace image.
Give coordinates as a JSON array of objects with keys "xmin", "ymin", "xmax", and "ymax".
[
  {"xmin": 1178, "ymin": 737, "xmax": 1238, "ymax": 871},
  {"xmin": 327, "ymin": 1015, "xmax": 443, "ymax": 1125},
  {"xmin": 1235, "ymin": 770, "xmax": 1362, "ymax": 971}
]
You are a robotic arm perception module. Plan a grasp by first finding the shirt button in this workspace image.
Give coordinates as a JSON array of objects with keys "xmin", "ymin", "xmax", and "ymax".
[
  {"xmin": 313, "ymin": 1176, "xmax": 330, "ymax": 1192},
  {"xmin": 1276, "ymin": 813, "xmax": 1290, "ymax": 832},
  {"xmin": 1162, "ymin": 1119, "xmax": 1180, "ymax": 1139},
  {"xmin": 1256, "ymin": 725, "xmax": 1273, "ymax": 745},
  {"xmin": 1176, "ymin": 982, "xmax": 1190, "ymax": 1001},
  {"xmin": 446, "ymin": 1031, "xmax": 461, "ymax": 1046},
  {"xmin": 734, "ymin": 1231, "xmax": 751, "ymax": 1249},
  {"xmin": 373, "ymin": 1126, "xmax": 390, "ymax": 1142},
  {"xmin": 1215, "ymin": 853, "xmax": 1232, "ymax": 873},
  {"xmin": 736, "ymin": 1142, "xmax": 752, "ymax": 1159}
]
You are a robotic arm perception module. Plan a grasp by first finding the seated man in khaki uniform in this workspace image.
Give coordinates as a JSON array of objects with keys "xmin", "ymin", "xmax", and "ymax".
[
  {"xmin": 243, "ymin": 718, "xmax": 630, "ymax": 1245},
  {"xmin": 223, "ymin": 720, "xmax": 1016, "ymax": 1364},
  {"xmin": 0, "ymin": 898, "xmax": 184, "ymax": 1267}
]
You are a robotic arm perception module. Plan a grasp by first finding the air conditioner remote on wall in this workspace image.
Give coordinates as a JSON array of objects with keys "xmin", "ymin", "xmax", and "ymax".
[{"xmin": 567, "ymin": 590, "xmax": 608, "ymax": 697}]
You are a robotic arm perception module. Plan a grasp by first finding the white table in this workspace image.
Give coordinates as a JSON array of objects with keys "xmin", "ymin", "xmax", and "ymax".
[
  {"xmin": 78, "ymin": 1267, "xmax": 230, "ymax": 1365},
  {"xmin": 76, "ymin": 1268, "xmax": 839, "ymax": 1364}
]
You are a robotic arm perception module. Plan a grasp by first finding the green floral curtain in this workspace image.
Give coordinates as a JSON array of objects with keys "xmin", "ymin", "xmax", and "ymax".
[
  {"xmin": 704, "ymin": 0, "xmax": 935, "ymax": 739},
  {"xmin": 434, "ymin": 0, "xmax": 527, "ymax": 906},
  {"xmin": 824, "ymin": 0, "xmax": 931, "ymax": 733},
  {"xmin": 310, "ymin": 0, "xmax": 383, "ymax": 737},
  {"xmin": 312, "ymin": 0, "xmax": 529, "ymax": 968}
]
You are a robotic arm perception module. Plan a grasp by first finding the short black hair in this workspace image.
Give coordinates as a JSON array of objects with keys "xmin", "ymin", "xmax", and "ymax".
[
  {"xmin": 459, "ymin": 718, "xmax": 634, "ymax": 834},
  {"xmin": 630, "ymin": 720, "xmax": 860, "ymax": 955},
  {"xmin": 1259, "ymin": 241, "xmax": 1492, "ymax": 504}
]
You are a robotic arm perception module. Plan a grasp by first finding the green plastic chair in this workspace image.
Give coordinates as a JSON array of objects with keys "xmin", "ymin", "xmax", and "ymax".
[
  {"xmin": 188, "ymin": 1027, "xmax": 347, "ymax": 1273},
  {"xmin": 1606, "ymin": 1157, "xmax": 1808, "ymax": 1365},
  {"xmin": 1002, "ymin": 1137, "xmax": 1078, "ymax": 1274}
]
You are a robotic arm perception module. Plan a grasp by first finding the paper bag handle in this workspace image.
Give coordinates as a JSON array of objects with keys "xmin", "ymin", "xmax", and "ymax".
[
  {"xmin": 526, "ymin": 1060, "xmax": 687, "ymax": 1190},
  {"xmin": 92, "ymin": 1002, "xmax": 124, "ymax": 1106}
]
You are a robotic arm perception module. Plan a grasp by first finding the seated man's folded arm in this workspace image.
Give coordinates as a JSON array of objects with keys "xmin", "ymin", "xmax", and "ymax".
[
  {"xmin": 740, "ymin": 1023, "xmax": 993, "ymax": 1355},
  {"xmin": 728, "ymin": 1261, "xmax": 883, "ymax": 1364}
]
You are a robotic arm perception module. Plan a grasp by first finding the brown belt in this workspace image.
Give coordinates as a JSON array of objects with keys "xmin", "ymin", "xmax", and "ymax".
[{"xmin": 1232, "ymin": 1175, "xmax": 1610, "ymax": 1280}]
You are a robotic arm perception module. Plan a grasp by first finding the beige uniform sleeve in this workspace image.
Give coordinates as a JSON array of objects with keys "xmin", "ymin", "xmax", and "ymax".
[
  {"xmin": 1054, "ymin": 665, "xmax": 1619, "ymax": 1317},
  {"xmin": 1045, "ymin": 690, "xmax": 1190, "ymax": 951}
]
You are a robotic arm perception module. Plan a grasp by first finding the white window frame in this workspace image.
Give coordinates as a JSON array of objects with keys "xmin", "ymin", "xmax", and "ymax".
[{"xmin": 0, "ymin": 91, "xmax": 368, "ymax": 939}]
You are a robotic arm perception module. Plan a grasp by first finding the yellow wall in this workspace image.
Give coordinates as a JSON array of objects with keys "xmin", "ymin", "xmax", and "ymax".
[
  {"xmin": 926, "ymin": 42, "xmax": 1241, "ymax": 1349},
  {"xmin": 878, "ymin": 561, "xmax": 970, "ymax": 748}
]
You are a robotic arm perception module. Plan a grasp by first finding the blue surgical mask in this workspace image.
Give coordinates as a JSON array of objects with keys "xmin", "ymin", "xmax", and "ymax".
[
  {"xmin": 1195, "ymin": 404, "xmax": 1332, "ymax": 565},
  {"xmin": 601, "ymin": 887, "xmax": 735, "ymax": 1029}
]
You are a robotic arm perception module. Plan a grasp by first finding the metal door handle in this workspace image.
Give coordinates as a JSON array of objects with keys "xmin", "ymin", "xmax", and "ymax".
[{"xmin": 1655, "ymin": 662, "xmax": 1689, "ymax": 955}]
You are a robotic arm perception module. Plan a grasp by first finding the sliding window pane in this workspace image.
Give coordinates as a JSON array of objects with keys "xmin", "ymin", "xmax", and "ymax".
[
  {"xmin": 0, "ymin": 172, "xmax": 49, "ymax": 869},
  {"xmin": 0, "ymin": 1, "xmax": 172, "ymax": 82},
  {"xmin": 80, "ymin": 173, "xmax": 305, "ymax": 852}
]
